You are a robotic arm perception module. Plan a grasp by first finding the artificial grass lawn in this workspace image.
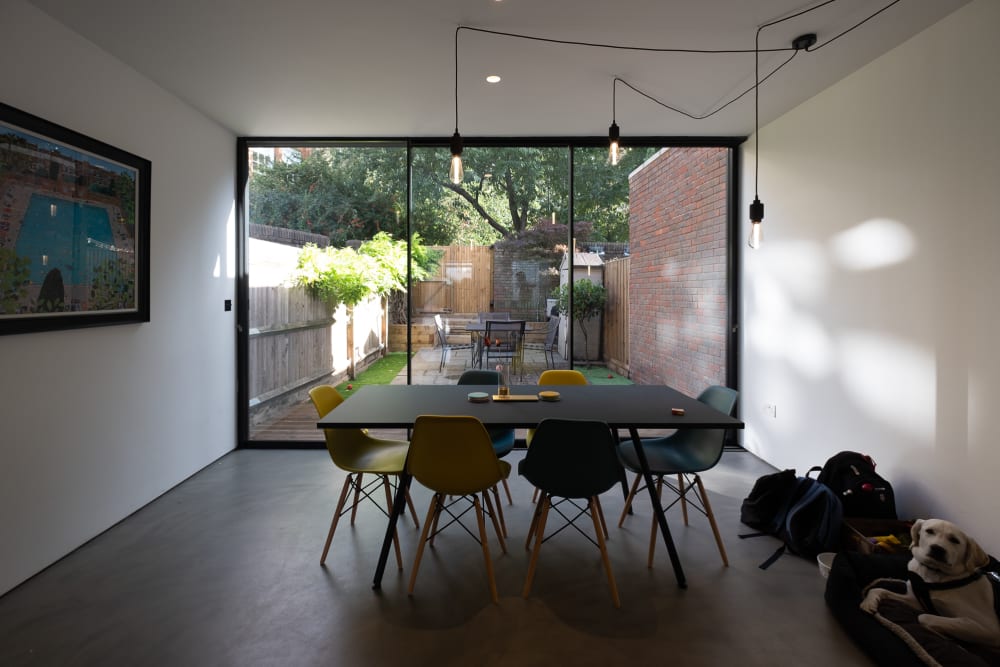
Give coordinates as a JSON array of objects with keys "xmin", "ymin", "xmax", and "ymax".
[
  {"xmin": 334, "ymin": 352, "xmax": 410, "ymax": 396},
  {"xmin": 577, "ymin": 365, "xmax": 632, "ymax": 385}
]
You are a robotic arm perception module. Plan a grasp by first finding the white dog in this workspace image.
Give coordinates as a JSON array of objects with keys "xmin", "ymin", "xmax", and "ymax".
[{"xmin": 860, "ymin": 518, "xmax": 1000, "ymax": 647}]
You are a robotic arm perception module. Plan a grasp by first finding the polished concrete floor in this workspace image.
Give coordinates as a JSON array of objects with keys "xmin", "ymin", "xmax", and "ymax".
[{"xmin": 0, "ymin": 449, "xmax": 872, "ymax": 666}]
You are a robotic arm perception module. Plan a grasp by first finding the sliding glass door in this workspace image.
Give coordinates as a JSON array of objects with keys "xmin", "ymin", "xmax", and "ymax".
[
  {"xmin": 237, "ymin": 139, "xmax": 736, "ymax": 446},
  {"xmin": 242, "ymin": 143, "xmax": 406, "ymax": 443}
]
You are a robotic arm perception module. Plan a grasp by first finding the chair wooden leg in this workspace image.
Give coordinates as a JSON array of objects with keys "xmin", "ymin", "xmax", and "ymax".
[
  {"xmin": 647, "ymin": 476, "xmax": 664, "ymax": 569},
  {"xmin": 482, "ymin": 491, "xmax": 507, "ymax": 553},
  {"xmin": 678, "ymin": 474, "xmax": 690, "ymax": 526},
  {"xmin": 473, "ymin": 496, "xmax": 499, "ymax": 604},
  {"xmin": 590, "ymin": 497, "xmax": 621, "ymax": 608},
  {"xmin": 320, "ymin": 475, "xmax": 354, "ymax": 566},
  {"xmin": 350, "ymin": 472, "xmax": 363, "ymax": 525},
  {"xmin": 382, "ymin": 475, "xmax": 403, "ymax": 571},
  {"xmin": 618, "ymin": 473, "xmax": 643, "ymax": 527},
  {"xmin": 405, "ymin": 487, "xmax": 421, "ymax": 530},
  {"xmin": 594, "ymin": 496, "xmax": 610, "ymax": 539},
  {"xmin": 408, "ymin": 493, "xmax": 442, "ymax": 595},
  {"xmin": 522, "ymin": 495, "xmax": 551, "ymax": 599},
  {"xmin": 501, "ymin": 478, "xmax": 513, "ymax": 506},
  {"xmin": 490, "ymin": 485, "xmax": 508, "ymax": 538},
  {"xmin": 525, "ymin": 495, "xmax": 545, "ymax": 551},
  {"xmin": 695, "ymin": 475, "xmax": 729, "ymax": 566},
  {"xmin": 429, "ymin": 496, "xmax": 444, "ymax": 547},
  {"xmin": 531, "ymin": 486, "xmax": 540, "ymax": 504}
]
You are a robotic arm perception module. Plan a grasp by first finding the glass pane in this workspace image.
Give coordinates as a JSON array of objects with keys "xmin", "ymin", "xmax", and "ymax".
[
  {"xmin": 573, "ymin": 146, "xmax": 730, "ymax": 395},
  {"xmin": 246, "ymin": 144, "xmax": 407, "ymax": 442},
  {"xmin": 410, "ymin": 146, "xmax": 570, "ymax": 387}
]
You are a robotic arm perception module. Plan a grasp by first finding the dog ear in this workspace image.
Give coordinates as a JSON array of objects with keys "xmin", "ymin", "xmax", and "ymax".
[
  {"xmin": 964, "ymin": 536, "xmax": 989, "ymax": 571},
  {"xmin": 910, "ymin": 519, "xmax": 924, "ymax": 547}
]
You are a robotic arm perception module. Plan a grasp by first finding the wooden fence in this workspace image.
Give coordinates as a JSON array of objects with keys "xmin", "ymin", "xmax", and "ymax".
[
  {"xmin": 412, "ymin": 245, "xmax": 493, "ymax": 314},
  {"xmin": 248, "ymin": 287, "xmax": 385, "ymax": 422},
  {"xmin": 602, "ymin": 256, "xmax": 630, "ymax": 376}
]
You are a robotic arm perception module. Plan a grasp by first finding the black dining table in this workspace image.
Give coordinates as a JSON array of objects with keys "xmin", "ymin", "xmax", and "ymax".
[{"xmin": 316, "ymin": 383, "xmax": 744, "ymax": 589}]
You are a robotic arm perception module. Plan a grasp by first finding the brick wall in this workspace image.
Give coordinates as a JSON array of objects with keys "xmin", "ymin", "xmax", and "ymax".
[
  {"xmin": 628, "ymin": 147, "xmax": 729, "ymax": 396},
  {"xmin": 492, "ymin": 246, "xmax": 560, "ymax": 321}
]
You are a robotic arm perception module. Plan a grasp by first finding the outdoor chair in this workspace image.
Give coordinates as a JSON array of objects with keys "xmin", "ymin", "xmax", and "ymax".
[
  {"xmin": 434, "ymin": 313, "xmax": 475, "ymax": 371},
  {"xmin": 519, "ymin": 418, "xmax": 623, "ymax": 608},
  {"xmin": 617, "ymin": 385, "xmax": 739, "ymax": 568},
  {"xmin": 524, "ymin": 316, "xmax": 560, "ymax": 369},
  {"xmin": 406, "ymin": 415, "xmax": 510, "ymax": 604},
  {"xmin": 483, "ymin": 319, "xmax": 526, "ymax": 380},
  {"xmin": 308, "ymin": 385, "xmax": 420, "ymax": 570}
]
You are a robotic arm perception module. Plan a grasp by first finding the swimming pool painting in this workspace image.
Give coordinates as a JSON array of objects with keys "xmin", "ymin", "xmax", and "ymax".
[
  {"xmin": 0, "ymin": 102, "xmax": 150, "ymax": 335},
  {"xmin": 17, "ymin": 195, "xmax": 115, "ymax": 285}
]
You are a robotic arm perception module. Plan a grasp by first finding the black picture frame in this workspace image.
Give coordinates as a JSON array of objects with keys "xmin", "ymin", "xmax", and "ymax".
[{"xmin": 0, "ymin": 102, "xmax": 150, "ymax": 335}]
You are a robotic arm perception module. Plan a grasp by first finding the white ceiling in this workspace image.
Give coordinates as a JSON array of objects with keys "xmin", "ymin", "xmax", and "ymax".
[{"xmin": 28, "ymin": 0, "xmax": 967, "ymax": 139}]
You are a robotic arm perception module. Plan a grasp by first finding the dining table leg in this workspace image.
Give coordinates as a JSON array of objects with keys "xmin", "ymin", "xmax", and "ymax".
[
  {"xmin": 373, "ymin": 470, "xmax": 411, "ymax": 589},
  {"xmin": 628, "ymin": 426, "xmax": 687, "ymax": 588}
]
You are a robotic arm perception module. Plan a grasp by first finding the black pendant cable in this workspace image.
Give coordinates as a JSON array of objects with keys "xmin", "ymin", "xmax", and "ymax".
[
  {"xmin": 449, "ymin": 0, "xmax": 900, "ymax": 183},
  {"xmin": 449, "ymin": 27, "xmax": 464, "ymax": 184},
  {"xmin": 748, "ymin": 25, "xmax": 764, "ymax": 249}
]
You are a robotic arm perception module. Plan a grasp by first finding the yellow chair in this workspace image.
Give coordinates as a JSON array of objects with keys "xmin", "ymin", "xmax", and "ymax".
[
  {"xmin": 309, "ymin": 385, "xmax": 419, "ymax": 570},
  {"xmin": 528, "ymin": 369, "xmax": 588, "ymax": 445},
  {"xmin": 406, "ymin": 415, "xmax": 510, "ymax": 603}
]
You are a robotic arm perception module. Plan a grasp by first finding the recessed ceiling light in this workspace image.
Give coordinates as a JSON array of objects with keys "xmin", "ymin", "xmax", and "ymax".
[{"xmin": 486, "ymin": 75, "xmax": 501, "ymax": 84}]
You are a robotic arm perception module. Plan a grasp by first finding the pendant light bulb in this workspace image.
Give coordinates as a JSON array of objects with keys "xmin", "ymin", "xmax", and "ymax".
[
  {"xmin": 748, "ymin": 197, "xmax": 764, "ymax": 249},
  {"xmin": 608, "ymin": 121, "xmax": 621, "ymax": 166},
  {"xmin": 449, "ymin": 131, "xmax": 464, "ymax": 184}
]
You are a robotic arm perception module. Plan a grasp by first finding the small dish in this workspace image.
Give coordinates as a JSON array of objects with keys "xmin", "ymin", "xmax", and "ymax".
[
  {"xmin": 467, "ymin": 392, "xmax": 490, "ymax": 403},
  {"xmin": 538, "ymin": 390, "xmax": 560, "ymax": 402}
]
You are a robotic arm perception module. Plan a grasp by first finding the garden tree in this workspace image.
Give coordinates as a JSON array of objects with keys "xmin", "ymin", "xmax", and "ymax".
[
  {"xmin": 554, "ymin": 278, "xmax": 607, "ymax": 366},
  {"xmin": 0, "ymin": 247, "xmax": 30, "ymax": 314},
  {"xmin": 571, "ymin": 147, "xmax": 657, "ymax": 242},
  {"xmin": 249, "ymin": 148, "xmax": 407, "ymax": 245},
  {"xmin": 294, "ymin": 232, "xmax": 439, "ymax": 374},
  {"xmin": 248, "ymin": 145, "xmax": 658, "ymax": 248},
  {"xmin": 294, "ymin": 232, "xmax": 438, "ymax": 310}
]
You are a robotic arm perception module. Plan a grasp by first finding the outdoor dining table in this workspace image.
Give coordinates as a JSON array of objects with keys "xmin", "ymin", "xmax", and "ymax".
[
  {"xmin": 316, "ymin": 382, "xmax": 744, "ymax": 590},
  {"xmin": 464, "ymin": 321, "xmax": 537, "ymax": 369}
]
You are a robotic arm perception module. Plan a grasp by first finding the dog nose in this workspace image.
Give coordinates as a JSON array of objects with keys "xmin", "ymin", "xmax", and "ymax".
[{"xmin": 928, "ymin": 544, "xmax": 947, "ymax": 562}]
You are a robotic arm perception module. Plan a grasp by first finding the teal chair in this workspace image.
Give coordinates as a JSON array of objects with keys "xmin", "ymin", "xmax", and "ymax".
[
  {"xmin": 617, "ymin": 385, "xmax": 738, "ymax": 568},
  {"xmin": 519, "ymin": 418, "xmax": 623, "ymax": 608}
]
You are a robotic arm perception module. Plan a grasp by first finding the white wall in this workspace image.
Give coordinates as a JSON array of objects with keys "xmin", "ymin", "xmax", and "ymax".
[
  {"xmin": 0, "ymin": 0, "xmax": 236, "ymax": 594},
  {"xmin": 740, "ymin": 0, "xmax": 1000, "ymax": 552}
]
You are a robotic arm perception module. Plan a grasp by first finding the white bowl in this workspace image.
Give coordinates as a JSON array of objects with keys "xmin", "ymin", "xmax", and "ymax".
[{"xmin": 817, "ymin": 552, "xmax": 837, "ymax": 579}]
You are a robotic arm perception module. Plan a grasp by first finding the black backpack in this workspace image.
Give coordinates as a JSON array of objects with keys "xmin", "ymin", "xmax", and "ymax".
[
  {"xmin": 740, "ymin": 469, "xmax": 843, "ymax": 568},
  {"xmin": 812, "ymin": 451, "xmax": 896, "ymax": 519}
]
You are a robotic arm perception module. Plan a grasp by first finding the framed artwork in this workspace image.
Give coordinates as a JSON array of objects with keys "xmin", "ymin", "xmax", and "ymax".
[{"xmin": 0, "ymin": 102, "xmax": 150, "ymax": 335}]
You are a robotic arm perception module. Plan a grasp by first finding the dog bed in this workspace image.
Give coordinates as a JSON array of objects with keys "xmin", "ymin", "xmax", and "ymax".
[{"xmin": 824, "ymin": 551, "xmax": 1000, "ymax": 667}]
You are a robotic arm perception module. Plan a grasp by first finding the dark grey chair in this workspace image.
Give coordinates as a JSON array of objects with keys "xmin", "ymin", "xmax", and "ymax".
[{"xmin": 434, "ymin": 314, "xmax": 474, "ymax": 371}]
